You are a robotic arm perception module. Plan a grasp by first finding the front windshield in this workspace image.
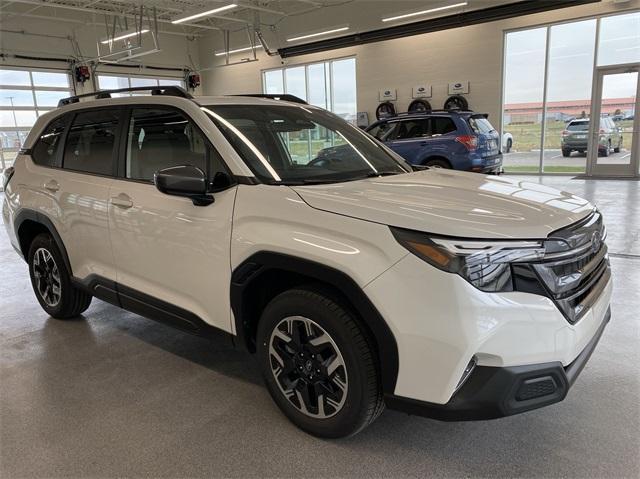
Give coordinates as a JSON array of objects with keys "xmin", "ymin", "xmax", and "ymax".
[{"xmin": 203, "ymin": 104, "xmax": 410, "ymax": 184}]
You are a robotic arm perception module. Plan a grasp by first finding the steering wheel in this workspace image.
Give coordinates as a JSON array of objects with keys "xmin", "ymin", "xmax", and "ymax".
[{"xmin": 308, "ymin": 157, "xmax": 339, "ymax": 168}]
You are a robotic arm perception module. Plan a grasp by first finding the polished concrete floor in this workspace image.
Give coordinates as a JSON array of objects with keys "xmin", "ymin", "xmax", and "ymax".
[{"xmin": 1, "ymin": 176, "xmax": 639, "ymax": 478}]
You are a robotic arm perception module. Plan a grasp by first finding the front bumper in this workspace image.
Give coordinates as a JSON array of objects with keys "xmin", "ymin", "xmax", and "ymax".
[{"xmin": 385, "ymin": 307, "xmax": 610, "ymax": 420}]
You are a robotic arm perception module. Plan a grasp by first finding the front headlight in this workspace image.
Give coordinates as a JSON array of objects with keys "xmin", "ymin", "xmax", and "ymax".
[{"xmin": 391, "ymin": 227, "xmax": 546, "ymax": 292}]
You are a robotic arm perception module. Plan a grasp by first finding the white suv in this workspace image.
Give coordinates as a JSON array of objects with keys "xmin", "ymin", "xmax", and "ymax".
[{"xmin": 2, "ymin": 87, "xmax": 612, "ymax": 438}]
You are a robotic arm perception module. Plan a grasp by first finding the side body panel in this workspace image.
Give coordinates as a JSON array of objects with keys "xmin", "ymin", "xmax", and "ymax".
[
  {"xmin": 108, "ymin": 179, "xmax": 238, "ymax": 334},
  {"xmin": 10, "ymin": 156, "xmax": 116, "ymax": 280}
]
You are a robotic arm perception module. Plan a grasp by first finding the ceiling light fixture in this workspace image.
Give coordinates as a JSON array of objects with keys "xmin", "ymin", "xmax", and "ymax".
[
  {"xmin": 101, "ymin": 29, "xmax": 149, "ymax": 44},
  {"xmin": 172, "ymin": 3, "xmax": 237, "ymax": 24},
  {"xmin": 214, "ymin": 45, "xmax": 263, "ymax": 56},
  {"xmin": 382, "ymin": 2, "xmax": 468, "ymax": 22},
  {"xmin": 286, "ymin": 26, "xmax": 349, "ymax": 42}
]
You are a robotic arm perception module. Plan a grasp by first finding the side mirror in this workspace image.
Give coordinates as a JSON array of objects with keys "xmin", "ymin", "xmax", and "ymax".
[{"xmin": 154, "ymin": 165, "xmax": 214, "ymax": 206}]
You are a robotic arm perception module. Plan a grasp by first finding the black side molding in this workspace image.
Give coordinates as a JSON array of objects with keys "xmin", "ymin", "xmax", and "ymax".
[
  {"xmin": 386, "ymin": 307, "xmax": 611, "ymax": 421},
  {"xmin": 72, "ymin": 274, "xmax": 234, "ymax": 344}
]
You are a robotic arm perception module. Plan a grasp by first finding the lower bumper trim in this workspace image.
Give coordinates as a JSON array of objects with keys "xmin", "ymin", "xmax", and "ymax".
[{"xmin": 385, "ymin": 306, "xmax": 610, "ymax": 421}]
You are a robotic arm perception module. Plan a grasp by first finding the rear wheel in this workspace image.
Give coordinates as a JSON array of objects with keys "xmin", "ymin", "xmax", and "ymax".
[
  {"xmin": 424, "ymin": 158, "xmax": 451, "ymax": 169},
  {"xmin": 614, "ymin": 139, "xmax": 621, "ymax": 153},
  {"xmin": 257, "ymin": 288, "xmax": 383, "ymax": 438},
  {"xmin": 562, "ymin": 149, "xmax": 571, "ymax": 158},
  {"xmin": 28, "ymin": 234, "xmax": 92, "ymax": 319},
  {"xmin": 505, "ymin": 138, "xmax": 512, "ymax": 153}
]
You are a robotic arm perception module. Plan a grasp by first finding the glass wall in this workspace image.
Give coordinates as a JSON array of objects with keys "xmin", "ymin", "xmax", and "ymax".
[
  {"xmin": 542, "ymin": 19, "xmax": 597, "ymax": 174},
  {"xmin": 502, "ymin": 11, "xmax": 640, "ymax": 174},
  {"xmin": 502, "ymin": 28, "xmax": 547, "ymax": 173},
  {"xmin": 97, "ymin": 74, "xmax": 184, "ymax": 96},
  {"xmin": 0, "ymin": 68, "xmax": 72, "ymax": 177},
  {"xmin": 262, "ymin": 57, "xmax": 357, "ymax": 122}
]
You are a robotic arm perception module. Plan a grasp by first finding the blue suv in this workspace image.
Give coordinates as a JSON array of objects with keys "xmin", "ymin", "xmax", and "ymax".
[{"xmin": 366, "ymin": 111, "xmax": 503, "ymax": 173}]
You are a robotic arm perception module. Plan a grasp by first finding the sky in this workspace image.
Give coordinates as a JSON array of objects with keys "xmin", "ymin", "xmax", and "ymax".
[{"xmin": 504, "ymin": 13, "xmax": 640, "ymax": 105}]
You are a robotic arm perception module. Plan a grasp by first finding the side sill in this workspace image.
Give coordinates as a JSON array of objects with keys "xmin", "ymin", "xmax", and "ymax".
[{"xmin": 72, "ymin": 274, "xmax": 235, "ymax": 346}]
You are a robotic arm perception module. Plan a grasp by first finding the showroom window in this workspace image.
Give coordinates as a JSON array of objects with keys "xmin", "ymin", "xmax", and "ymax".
[
  {"xmin": 96, "ymin": 74, "xmax": 184, "ymax": 96},
  {"xmin": 262, "ymin": 57, "xmax": 357, "ymax": 122},
  {"xmin": 0, "ymin": 68, "xmax": 72, "ymax": 176},
  {"xmin": 502, "ymin": 11, "xmax": 640, "ymax": 174}
]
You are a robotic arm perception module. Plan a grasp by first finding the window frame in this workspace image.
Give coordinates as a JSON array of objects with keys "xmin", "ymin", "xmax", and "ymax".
[{"xmin": 116, "ymin": 104, "xmax": 235, "ymax": 188}]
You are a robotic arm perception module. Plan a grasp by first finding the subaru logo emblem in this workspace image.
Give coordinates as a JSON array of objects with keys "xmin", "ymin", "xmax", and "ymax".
[{"xmin": 591, "ymin": 231, "xmax": 602, "ymax": 254}]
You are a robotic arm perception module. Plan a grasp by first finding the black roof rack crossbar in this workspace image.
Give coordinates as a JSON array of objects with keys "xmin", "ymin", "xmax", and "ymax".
[
  {"xmin": 58, "ymin": 86, "xmax": 193, "ymax": 107},
  {"xmin": 232, "ymin": 94, "xmax": 308, "ymax": 105}
]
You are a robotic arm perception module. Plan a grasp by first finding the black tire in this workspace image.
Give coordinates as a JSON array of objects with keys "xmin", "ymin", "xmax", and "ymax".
[
  {"xmin": 614, "ymin": 139, "xmax": 621, "ymax": 153},
  {"xmin": 424, "ymin": 158, "xmax": 451, "ymax": 169},
  {"xmin": 408, "ymin": 99, "xmax": 431, "ymax": 113},
  {"xmin": 443, "ymin": 94, "xmax": 469, "ymax": 110},
  {"xmin": 505, "ymin": 138, "xmax": 512, "ymax": 153},
  {"xmin": 28, "ymin": 233, "xmax": 92, "ymax": 319},
  {"xmin": 375, "ymin": 101, "xmax": 396, "ymax": 120},
  {"xmin": 562, "ymin": 149, "xmax": 571, "ymax": 158},
  {"xmin": 600, "ymin": 142, "xmax": 610, "ymax": 157},
  {"xmin": 257, "ymin": 288, "xmax": 384, "ymax": 438}
]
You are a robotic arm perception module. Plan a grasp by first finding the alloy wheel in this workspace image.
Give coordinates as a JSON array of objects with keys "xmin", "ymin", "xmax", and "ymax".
[
  {"xmin": 268, "ymin": 316, "xmax": 348, "ymax": 418},
  {"xmin": 33, "ymin": 247, "xmax": 61, "ymax": 307}
]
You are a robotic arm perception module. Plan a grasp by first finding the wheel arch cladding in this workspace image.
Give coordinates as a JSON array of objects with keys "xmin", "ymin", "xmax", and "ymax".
[
  {"xmin": 231, "ymin": 251, "xmax": 400, "ymax": 394},
  {"xmin": 14, "ymin": 209, "xmax": 73, "ymax": 275}
]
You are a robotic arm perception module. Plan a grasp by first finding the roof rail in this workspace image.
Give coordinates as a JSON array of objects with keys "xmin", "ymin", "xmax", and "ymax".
[
  {"xmin": 57, "ymin": 86, "xmax": 193, "ymax": 107},
  {"xmin": 390, "ymin": 108, "xmax": 478, "ymax": 117},
  {"xmin": 232, "ymin": 94, "xmax": 308, "ymax": 105}
]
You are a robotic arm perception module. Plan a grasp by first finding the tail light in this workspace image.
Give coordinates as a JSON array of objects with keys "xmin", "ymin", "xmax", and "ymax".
[
  {"xmin": 455, "ymin": 135, "xmax": 478, "ymax": 151},
  {"xmin": 599, "ymin": 128, "xmax": 605, "ymax": 134},
  {"xmin": 561, "ymin": 130, "xmax": 569, "ymax": 137}
]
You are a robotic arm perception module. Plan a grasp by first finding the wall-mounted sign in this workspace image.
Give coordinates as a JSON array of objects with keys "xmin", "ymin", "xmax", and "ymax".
[
  {"xmin": 378, "ymin": 88, "xmax": 397, "ymax": 101},
  {"xmin": 412, "ymin": 85, "xmax": 432, "ymax": 98},
  {"xmin": 448, "ymin": 81, "xmax": 469, "ymax": 95}
]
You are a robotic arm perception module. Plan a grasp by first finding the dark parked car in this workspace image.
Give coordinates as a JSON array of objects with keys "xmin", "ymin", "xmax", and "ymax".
[
  {"xmin": 366, "ymin": 111, "xmax": 502, "ymax": 173},
  {"xmin": 561, "ymin": 117, "xmax": 623, "ymax": 157}
]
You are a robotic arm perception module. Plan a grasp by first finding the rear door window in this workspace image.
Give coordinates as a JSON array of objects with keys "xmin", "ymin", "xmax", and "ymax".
[
  {"xmin": 394, "ymin": 119, "xmax": 429, "ymax": 140},
  {"xmin": 63, "ymin": 109, "xmax": 120, "ymax": 175},
  {"xmin": 31, "ymin": 115, "xmax": 70, "ymax": 167},
  {"xmin": 367, "ymin": 122, "xmax": 397, "ymax": 141}
]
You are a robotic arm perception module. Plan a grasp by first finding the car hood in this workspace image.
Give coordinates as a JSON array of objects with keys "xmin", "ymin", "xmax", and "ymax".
[{"xmin": 291, "ymin": 170, "xmax": 594, "ymax": 238}]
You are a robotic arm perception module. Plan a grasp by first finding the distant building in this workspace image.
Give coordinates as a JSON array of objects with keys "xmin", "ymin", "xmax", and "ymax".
[{"xmin": 504, "ymin": 97, "xmax": 636, "ymax": 124}]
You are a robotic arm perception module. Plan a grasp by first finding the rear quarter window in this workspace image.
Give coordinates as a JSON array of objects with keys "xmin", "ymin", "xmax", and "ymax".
[{"xmin": 31, "ymin": 115, "xmax": 69, "ymax": 167}]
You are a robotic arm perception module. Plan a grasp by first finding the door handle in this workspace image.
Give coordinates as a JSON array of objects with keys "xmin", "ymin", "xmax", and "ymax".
[
  {"xmin": 44, "ymin": 180, "xmax": 59, "ymax": 192},
  {"xmin": 110, "ymin": 194, "xmax": 133, "ymax": 209}
]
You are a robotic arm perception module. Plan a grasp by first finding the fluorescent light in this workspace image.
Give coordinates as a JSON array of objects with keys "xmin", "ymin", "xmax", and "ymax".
[
  {"xmin": 286, "ymin": 27, "xmax": 349, "ymax": 42},
  {"xmin": 382, "ymin": 2, "xmax": 467, "ymax": 22},
  {"xmin": 214, "ymin": 45, "xmax": 263, "ymax": 56},
  {"xmin": 172, "ymin": 4, "xmax": 237, "ymax": 24},
  {"xmin": 101, "ymin": 29, "xmax": 149, "ymax": 44}
]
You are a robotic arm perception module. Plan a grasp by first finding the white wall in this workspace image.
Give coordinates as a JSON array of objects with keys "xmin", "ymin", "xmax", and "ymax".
[{"xmin": 198, "ymin": 1, "xmax": 640, "ymax": 131}]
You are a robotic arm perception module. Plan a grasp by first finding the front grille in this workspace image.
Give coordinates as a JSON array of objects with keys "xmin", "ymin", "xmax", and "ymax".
[{"xmin": 528, "ymin": 211, "xmax": 611, "ymax": 324}]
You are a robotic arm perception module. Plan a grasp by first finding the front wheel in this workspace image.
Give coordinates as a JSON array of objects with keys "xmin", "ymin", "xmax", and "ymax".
[
  {"xmin": 257, "ymin": 288, "xmax": 384, "ymax": 438},
  {"xmin": 28, "ymin": 233, "xmax": 92, "ymax": 319},
  {"xmin": 562, "ymin": 149, "xmax": 571, "ymax": 158},
  {"xmin": 505, "ymin": 138, "xmax": 512, "ymax": 153}
]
